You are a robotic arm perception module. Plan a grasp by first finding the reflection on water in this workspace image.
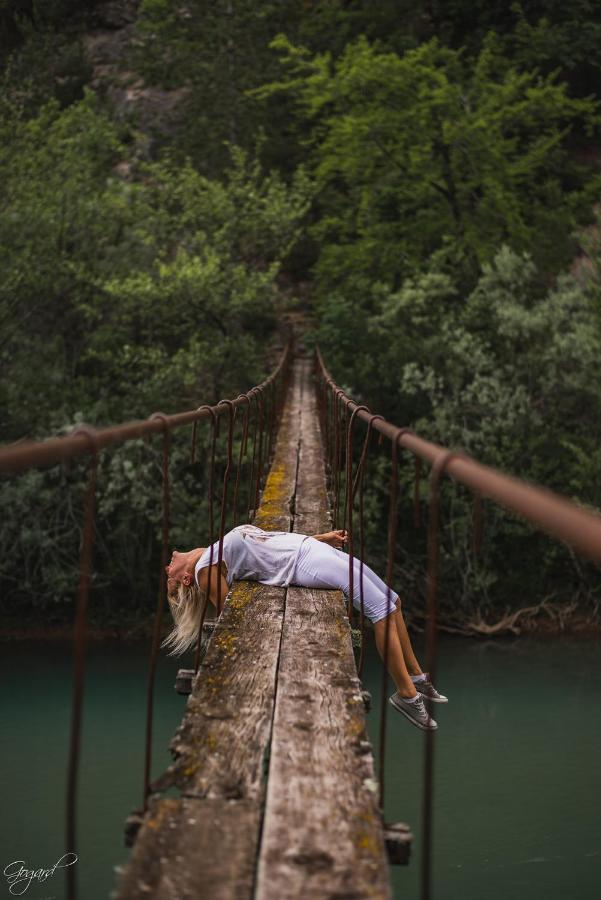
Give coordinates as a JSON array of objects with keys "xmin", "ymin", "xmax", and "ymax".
[{"xmin": 0, "ymin": 633, "xmax": 599, "ymax": 899}]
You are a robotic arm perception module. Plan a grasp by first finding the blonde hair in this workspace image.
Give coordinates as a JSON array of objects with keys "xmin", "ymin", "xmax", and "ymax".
[{"xmin": 161, "ymin": 577, "xmax": 208, "ymax": 656}]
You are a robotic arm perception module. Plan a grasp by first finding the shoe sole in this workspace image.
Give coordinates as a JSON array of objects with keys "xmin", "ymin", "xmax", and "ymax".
[
  {"xmin": 418, "ymin": 692, "xmax": 448, "ymax": 703},
  {"xmin": 389, "ymin": 696, "xmax": 438, "ymax": 730}
]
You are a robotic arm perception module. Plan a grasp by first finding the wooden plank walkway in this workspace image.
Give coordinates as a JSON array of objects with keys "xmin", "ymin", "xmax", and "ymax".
[{"xmin": 112, "ymin": 353, "xmax": 392, "ymax": 900}]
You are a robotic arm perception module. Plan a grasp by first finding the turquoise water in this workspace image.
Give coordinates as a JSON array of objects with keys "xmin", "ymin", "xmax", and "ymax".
[
  {"xmin": 0, "ymin": 634, "xmax": 600, "ymax": 899},
  {"xmin": 362, "ymin": 634, "xmax": 601, "ymax": 900},
  {"xmin": 0, "ymin": 640, "xmax": 184, "ymax": 900}
]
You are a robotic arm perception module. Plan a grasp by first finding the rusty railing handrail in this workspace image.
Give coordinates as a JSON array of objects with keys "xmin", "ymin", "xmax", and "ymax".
[
  {"xmin": 0, "ymin": 343, "xmax": 291, "ymax": 474},
  {"xmin": 316, "ymin": 344, "xmax": 601, "ymax": 900},
  {"xmin": 316, "ymin": 346, "xmax": 601, "ymax": 564}
]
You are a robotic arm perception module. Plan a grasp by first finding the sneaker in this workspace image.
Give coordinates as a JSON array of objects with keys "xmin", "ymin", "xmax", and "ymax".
[
  {"xmin": 414, "ymin": 673, "xmax": 448, "ymax": 703},
  {"xmin": 389, "ymin": 692, "xmax": 438, "ymax": 730}
]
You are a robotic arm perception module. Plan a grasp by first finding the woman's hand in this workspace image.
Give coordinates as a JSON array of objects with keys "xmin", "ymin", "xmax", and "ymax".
[{"xmin": 313, "ymin": 529, "xmax": 348, "ymax": 549}]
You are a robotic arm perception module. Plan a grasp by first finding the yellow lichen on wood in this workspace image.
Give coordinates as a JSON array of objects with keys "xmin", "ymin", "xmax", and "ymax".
[
  {"xmin": 145, "ymin": 797, "xmax": 180, "ymax": 830},
  {"xmin": 229, "ymin": 581, "xmax": 259, "ymax": 610}
]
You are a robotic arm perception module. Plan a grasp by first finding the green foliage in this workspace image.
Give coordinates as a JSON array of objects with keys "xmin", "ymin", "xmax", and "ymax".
[
  {"xmin": 0, "ymin": 88, "xmax": 312, "ymax": 616},
  {"xmin": 133, "ymin": 0, "xmax": 308, "ymax": 174},
  {"xmin": 317, "ymin": 246, "xmax": 601, "ymax": 615},
  {"xmin": 264, "ymin": 34, "xmax": 600, "ymax": 294},
  {"xmin": 2, "ymin": 0, "xmax": 601, "ymax": 627}
]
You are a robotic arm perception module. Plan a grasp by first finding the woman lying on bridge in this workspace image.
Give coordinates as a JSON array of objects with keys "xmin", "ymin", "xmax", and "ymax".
[{"xmin": 163, "ymin": 524, "xmax": 447, "ymax": 731}]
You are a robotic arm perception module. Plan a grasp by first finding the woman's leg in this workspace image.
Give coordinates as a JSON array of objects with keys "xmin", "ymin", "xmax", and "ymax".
[
  {"xmin": 329, "ymin": 546, "xmax": 424, "ymax": 677},
  {"xmin": 372, "ymin": 613, "xmax": 419, "ymax": 698},
  {"xmin": 293, "ymin": 540, "xmax": 418, "ymax": 697},
  {"xmin": 393, "ymin": 598, "xmax": 422, "ymax": 676}
]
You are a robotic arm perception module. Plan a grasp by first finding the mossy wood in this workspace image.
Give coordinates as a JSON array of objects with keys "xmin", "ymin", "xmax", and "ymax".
[{"xmin": 113, "ymin": 355, "xmax": 392, "ymax": 899}]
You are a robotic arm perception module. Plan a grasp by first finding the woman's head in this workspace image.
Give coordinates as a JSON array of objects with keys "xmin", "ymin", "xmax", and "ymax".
[
  {"xmin": 164, "ymin": 548, "xmax": 204, "ymax": 586},
  {"xmin": 161, "ymin": 547, "xmax": 207, "ymax": 656}
]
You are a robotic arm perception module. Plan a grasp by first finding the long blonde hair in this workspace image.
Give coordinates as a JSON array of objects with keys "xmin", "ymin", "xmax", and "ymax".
[{"xmin": 161, "ymin": 577, "xmax": 208, "ymax": 656}]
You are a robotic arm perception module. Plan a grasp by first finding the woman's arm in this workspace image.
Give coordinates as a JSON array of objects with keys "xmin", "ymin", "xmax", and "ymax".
[{"xmin": 311, "ymin": 529, "xmax": 348, "ymax": 549}]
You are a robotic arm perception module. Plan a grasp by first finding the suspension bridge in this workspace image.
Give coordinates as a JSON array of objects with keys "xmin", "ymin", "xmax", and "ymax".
[{"xmin": 2, "ymin": 336, "xmax": 601, "ymax": 900}]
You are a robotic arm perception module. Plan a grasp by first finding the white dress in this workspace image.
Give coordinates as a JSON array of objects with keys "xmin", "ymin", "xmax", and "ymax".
[{"xmin": 194, "ymin": 524, "xmax": 309, "ymax": 588}]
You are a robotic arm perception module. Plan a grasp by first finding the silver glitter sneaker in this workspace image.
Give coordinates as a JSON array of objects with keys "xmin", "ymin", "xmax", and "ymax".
[
  {"xmin": 389, "ymin": 692, "xmax": 438, "ymax": 730},
  {"xmin": 414, "ymin": 673, "xmax": 448, "ymax": 703}
]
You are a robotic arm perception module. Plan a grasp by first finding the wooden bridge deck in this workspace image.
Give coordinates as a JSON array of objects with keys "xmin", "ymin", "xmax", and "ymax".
[{"xmin": 113, "ymin": 353, "xmax": 393, "ymax": 899}]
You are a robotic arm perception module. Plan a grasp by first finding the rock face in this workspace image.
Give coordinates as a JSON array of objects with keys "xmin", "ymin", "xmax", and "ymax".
[{"xmin": 82, "ymin": 0, "xmax": 190, "ymax": 157}]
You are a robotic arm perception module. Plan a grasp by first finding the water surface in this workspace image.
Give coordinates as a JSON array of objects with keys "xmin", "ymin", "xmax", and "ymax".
[
  {"xmin": 362, "ymin": 633, "xmax": 601, "ymax": 900},
  {"xmin": 1, "ymin": 634, "xmax": 599, "ymax": 899}
]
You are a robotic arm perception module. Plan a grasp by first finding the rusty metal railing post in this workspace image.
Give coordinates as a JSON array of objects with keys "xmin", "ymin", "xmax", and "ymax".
[
  {"xmin": 420, "ymin": 449, "xmax": 459, "ymax": 900},
  {"xmin": 253, "ymin": 389, "xmax": 266, "ymax": 515},
  {"xmin": 194, "ymin": 408, "xmax": 218, "ymax": 674},
  {"xmin": 351, "ymin": 415, "xmax": 384, "ymax": 678},
  {"xmin": 232, "ymin": 395, "xmax": 251, "ymax": 528},
  {"xmin": 345, "ymin": 405, "xmax": 370, "ymax": 626},
  {"xmin": 142, "ymin": 413, "xmax": 172, "ymax": 813},
  {"xmin": 378, "ymin": 428, "xmax": 414, "ymax": 811},
  {"xmin": 215, "ymin": 400, "xmax": 235, "ymax": 615},
  {"xmin": 65, "ymin": 427, "xmax": 99, "ymax": 900}
]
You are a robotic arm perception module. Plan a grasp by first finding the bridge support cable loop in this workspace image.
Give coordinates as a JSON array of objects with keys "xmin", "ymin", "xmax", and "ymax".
[
  {"xmin": 339, "ymin": 401, "xmax": 351, "ymax": 536},
  {"xmin": 216, "ymin": 400, "xmax": 236, "ymax": 615},
  {"xmin": 353, "ymin": 415, "xmax": 385, "ymax": 678},
  {"xmin": 252, "ymin": 388, "xmax": 267, "ymax": 516},
  {"xmin": 266, "ymin": 378, "xmax": 278, "ymax": 464},
  {"xmin": 194, "ymin": 408, "xmax": 219, "ymax": 675},
  {"xmin": 323, "ymin": 384, "xmax": 333, "ymax": 489},
  {"xmin": 65, "ymin": 426, "xmax": 99, "ymax": 900},
  {"xmin": 420, "ymin": 448, "xmax": 466, "ymax": 900},
  {"xmin": 332, "ymin": 389, "xmax": 346, "ymax": 528},
  {"xmin": 378, "ymin": 428, "xmax": 415, "ymax": 812},
  {"xmin": 345, "ymin": 405, "xmax": 371, "ymax": 628},
  {"xmin": 329, "ymin": 389, "xmax": 338, "ymax": 498},
  {"xmin": 143, "ymin": 413, "xmax": 172, "ymax": 814},
  {"xmin": 232, "ymin": 394, "xmax": 251, "ymax": 528},
  {"xmin": 246, "ymin": 388, "xmax": 260, "ymax": 521},
  {"xmin": 331, "ymin": 391, "xmax": 339, "ymax": 526},
  {"xmin": 339, "ymin": 401, "xmax": 349, "ymax": 529}
]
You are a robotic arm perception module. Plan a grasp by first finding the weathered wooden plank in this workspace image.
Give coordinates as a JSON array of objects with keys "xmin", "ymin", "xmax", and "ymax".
[
  {"xmin": 113, "ymin": 581, "xmax": 286, "ymax": 899},
  {"xmin": 113, "ymin": 361, "xmax": 306, "ymax": 900},
  {"xmin": 253, "ymin": 357, "xmax": 303, "ymax": 532},
  {"xmin": 114, "ymin": 795, "xmax": 262, "ymax": 900},
  {"xmin": 114, "ymin": 354, "xmax": 393, "ymax": 900},
  {"xmin": 256, "ymin": 358, "xmax": 393, "ymax": 899},
  {"xmin": 255, "ymin": 586, "xmax": 392, "ymax": 900}
]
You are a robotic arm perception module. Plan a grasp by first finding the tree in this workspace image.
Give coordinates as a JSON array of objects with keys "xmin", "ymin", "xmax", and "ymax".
[{"xmin": 261, "ymin": 34, "xmax": 599, "ymax": 296}]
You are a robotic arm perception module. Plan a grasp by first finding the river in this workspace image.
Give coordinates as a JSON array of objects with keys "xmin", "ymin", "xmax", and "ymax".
[{"xmin": 1, "ymin": 633, "xmax": 599, "ymax": 899}]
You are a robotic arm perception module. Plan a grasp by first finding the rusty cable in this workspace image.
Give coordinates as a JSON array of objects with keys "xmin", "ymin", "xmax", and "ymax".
[
  {"xmin": 345, "ymin": 405, "xmax": 370, "ymax": 626},
  {"xmin": 246, "ymin": 388, "xmax": 260, "ymax": 522},
  {"xmin": 354, "ymin": 415, "xmax": 384, "ymax": 678},
  {"xmin": 253, "ymin": 389, "xmax": 266, "ymax": 515},
  {"xmin": 215, "ymin": 400, "xmax": 235, "ymax": 615},
  {"xmin": 420, "ymin": 449, "xmax": 460, "ymax": 900},
  {"xmin": 314, "ymin": 346, "xmax": 601, "ymax": 565},
  {"xmin": 193, "ymin": 410, "xmax": 218, "ymax": 674},
  {"xmin": 0, "ymin": 343, "xmax": 291, "ymax": 475},
  {"xmin": 142, "ymin": 413, "xmax": 172, "ymax": 814},
  {"xmin": 378, "ymin": 428, "xmax": 413, "ymax": 810},
  {"xmin": 65, "ymin": 426, "xmax": 99, "ymax": 900},
  {"xmin": 232, "ymin": 395, "xmax": 251, "ymax": 528}
]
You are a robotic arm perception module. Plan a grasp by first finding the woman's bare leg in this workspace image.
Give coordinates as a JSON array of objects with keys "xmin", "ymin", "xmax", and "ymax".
[
  {"xmin": 393, "ymin": 598, "xmax": 423, "ymax": 676},
  {"xmin": 373, "ymin": 612, "xmax": 418, "ymax": 698}
]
